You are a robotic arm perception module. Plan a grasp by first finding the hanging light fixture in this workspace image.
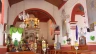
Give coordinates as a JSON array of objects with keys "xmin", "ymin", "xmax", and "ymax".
[
  {"xmin": 19, "ymin": 13, "xmax": 39, "ymax": 28},
  {"xmin": 18, "ymin": 11, "xmax": 29, "ymax": 21},
  {"xmin": 18, "ymin": 0, "xmax": 39, "ymax": 28}
]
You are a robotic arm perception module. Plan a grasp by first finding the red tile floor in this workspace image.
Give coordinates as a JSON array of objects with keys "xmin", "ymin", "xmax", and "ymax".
[{"xmin": 0, "ymin": 46, "xmax": 7, "ymax": 54}]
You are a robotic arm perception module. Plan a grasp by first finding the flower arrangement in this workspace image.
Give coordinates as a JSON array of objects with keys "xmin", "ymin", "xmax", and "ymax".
[
  {"xmin": 66, "ymin": 38, "xmax": 71, "ymax": 41},
  {"xmin": 66, "ymin": 38, "xmax": 71, "ymax": 45}
]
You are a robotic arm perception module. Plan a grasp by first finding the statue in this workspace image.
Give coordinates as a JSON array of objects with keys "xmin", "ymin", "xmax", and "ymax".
[
  {"xmin": 7, "ymin": 34, "xmax": 12, "ymax": 45},
  {"xmin": 79, "ymin": 28, "xmax": 86, "ymax": 45},
  {"xmin": 14, "ymin": 38, "xmax": 19, "ymax": 47},
  {"xmin": 79, "ymin": 28, "xmax": 86, "ymax": 37}
]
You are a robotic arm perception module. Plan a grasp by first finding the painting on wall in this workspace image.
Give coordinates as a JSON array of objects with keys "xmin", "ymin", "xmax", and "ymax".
[
  {"xmin": 90, "ymin": 23, "xmax": 94, "ymax": 32},
  {"xmin": 86, "ymin": 0, "xmax": 96, "ymax": 24},
  {"xmin": 62, "ymin": 20, "xmax": 67, "ymax": 36}
]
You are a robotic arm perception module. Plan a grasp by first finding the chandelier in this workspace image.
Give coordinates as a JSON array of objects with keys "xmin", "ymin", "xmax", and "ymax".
[{"xmin": 19, "ymin": 11, "xmax": 39, "ymax": 28}]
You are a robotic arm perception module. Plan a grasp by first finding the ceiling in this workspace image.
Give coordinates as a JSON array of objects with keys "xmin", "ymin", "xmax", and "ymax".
[
  {"xmin": 8, "ymin": 0, "xmax": 67, "ymax": 8},
  {"xmin": 8, "ymin": 0, "xmax": 67, "ymax": 23}
]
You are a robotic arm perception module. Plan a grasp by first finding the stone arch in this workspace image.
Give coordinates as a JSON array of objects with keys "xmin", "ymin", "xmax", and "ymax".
[
  {"xmin": 13, "ymin": 8, "xmax": 56, "ymax": 26},
  {"xmin": 70, "ymin": 3, "xmax": 85, "ymax": 24}
]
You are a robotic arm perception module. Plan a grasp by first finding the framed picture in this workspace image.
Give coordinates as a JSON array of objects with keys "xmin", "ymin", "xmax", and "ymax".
[{"xmin": 90, "ymin": 23, "xmax": 94, "ymax": 32}]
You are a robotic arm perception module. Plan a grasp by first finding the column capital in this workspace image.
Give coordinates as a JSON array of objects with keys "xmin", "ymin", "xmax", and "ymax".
[{"xmin": 70, "ymin": 23, "xmax": 77, "ymax": 30}]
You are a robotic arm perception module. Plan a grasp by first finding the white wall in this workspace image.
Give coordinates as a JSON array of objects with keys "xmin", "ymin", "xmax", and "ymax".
[
  {"xmin": 59, "ymin": 0, "xmax": 88, "ymax": 45},
  {"xmin": 5, "ymin": 0, "xmax": 90, "ymax": 46},
  {"xmin": 0, "ymin": 24, "xmax": 3, "ymax": 45},
  {"xmin": 47, "ymin": 19, "xmax": 55, "ymax": 45},
  {"xmin": 0, "ymin": 0, "xmax": 9, "ymax": 45},
  {"xmin": 39, "ymin": 22, "xmax": 48, "ymax": 40},
  {"xmin": 85, "ymin": 26, "xmax": 96, "ymax": 45},
  {"xmin": 8, "ymin": 0, "xmax": 62, "ymax": 44},
  {"xmin": 8, "ymin": 0, "xmax": 57, "ymax": 25},
  {"xmin": 4, "ymin": 0, "xmax": 9, "ymax": 23},
  {"xmin": 86, "ymin": 0, "xmax": 96, "ymax": 24}
]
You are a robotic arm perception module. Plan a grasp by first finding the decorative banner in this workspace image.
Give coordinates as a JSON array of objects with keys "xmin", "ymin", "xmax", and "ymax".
[
  {"xmin": 76, "ymin": 25, "xmax": 78, "ymax": 40},
  {"xmin": 90, "ymin": 0, "xmax": 95, "ymax": 8},
  {"xmin": 9, "ymin": 27, "xmax": 24, "ymax": 35}
]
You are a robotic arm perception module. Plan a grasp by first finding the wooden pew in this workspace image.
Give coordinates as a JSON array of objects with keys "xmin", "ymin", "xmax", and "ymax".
[{"xmin": 6, "ymin": 51, "xmax": 36, "ymax": 54}]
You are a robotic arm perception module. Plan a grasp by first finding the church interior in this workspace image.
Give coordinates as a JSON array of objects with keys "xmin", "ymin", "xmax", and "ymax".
[{"xmin": 0, "ymin": 0, "xmax": 96, "ymax": 54}]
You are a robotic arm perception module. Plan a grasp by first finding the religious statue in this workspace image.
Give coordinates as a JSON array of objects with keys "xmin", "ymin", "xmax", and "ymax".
[
  {"xmin": 79, "ymin": 28, "xmax": 86, "ymax": 37},
  {"xmin": 79, "ymin": 28, "xmax": 86, "ymax": 45},
  {"xmin": 7, "ymin": 34, "xmax": 12, "ymax": 45}
]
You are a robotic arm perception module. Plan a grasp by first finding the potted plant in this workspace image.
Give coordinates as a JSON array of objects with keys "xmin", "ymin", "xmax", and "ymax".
[{"xmin": 66, "ymin": 38, "xmax": 71, "ymax": 45}]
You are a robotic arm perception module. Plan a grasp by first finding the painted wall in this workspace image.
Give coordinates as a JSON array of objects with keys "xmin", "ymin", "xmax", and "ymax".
[
  {"xmin": 0, "ymin": 24, "xmax": 3, "ymax": 45},
  {"xmin": 59, "ymin": 0, "xmax": 88, "ymax": 45},
  {"xmin": 39, "ymin": 22, "xmax": 48, "ymax": 40},
  {"xmin": 8, "ymin": 0, "xmax": 62, "ymax": 45},
  {"xmin": 4, "ymin": 0, "xmax": 9, "ymax": 23},
  {"xmin": 0, "ymin": 0, "xmax": 9, "ymax": 45},
  {"xmin": 86, "ymin": 26, "xmax": 96, "ymax": 45},
  {"xmin": 8, "ymin": 0, "xmax": 58, "ymax": 25},
  {"xmin": 8, "ymin": 0, "xmax": 89, "ymax": 46},
  {"xmin": 48, "ymin": 19, "xmax": 55, "ymax": 45},
  {"xmin": 86, "ymin": 0, "xmax": 96, "ymax": 24}
]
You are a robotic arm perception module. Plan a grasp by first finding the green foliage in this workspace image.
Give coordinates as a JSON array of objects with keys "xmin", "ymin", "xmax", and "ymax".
[{"xmin": 90, "ymin": 36, "xmax": 95, "ymax": 41}]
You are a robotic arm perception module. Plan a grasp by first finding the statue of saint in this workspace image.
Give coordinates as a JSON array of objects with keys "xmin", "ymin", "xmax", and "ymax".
[
  {"xmin": 79, "ymin": 28, "xmax": 84, "ymax": 36},
  {"xmin": 79, "ymin": 28, "xmax": 86, "ymax": 45},
  {"xmin": 79, "ymin": 28, "xmax": 85, "ymax": 36}
]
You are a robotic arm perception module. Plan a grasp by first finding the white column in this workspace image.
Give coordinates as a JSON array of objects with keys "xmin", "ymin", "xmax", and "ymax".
[
  {"xmin": 0, "ymin": 24, "xmax": 4, "ymax": 45},
  {"xmin": 4, "ymin": 0, "xmax": 9, "ymax": 23},
  {"xmin": 69, "ymin": 23, "xmax": 77, "ymax": 45}
]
